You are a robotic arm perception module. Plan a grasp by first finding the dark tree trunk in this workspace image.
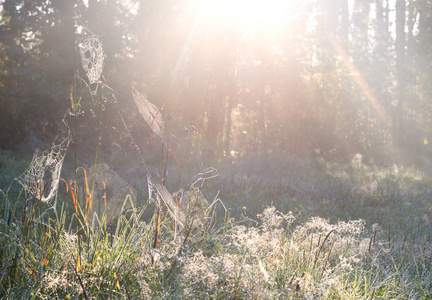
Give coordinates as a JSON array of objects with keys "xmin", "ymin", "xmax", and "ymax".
[{"xmin": 395, "ymin": 0, "xmax": 406, "ymax": 145}]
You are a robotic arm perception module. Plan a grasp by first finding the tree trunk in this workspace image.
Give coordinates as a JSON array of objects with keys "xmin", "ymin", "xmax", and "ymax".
[
  {"xmin": 340, "ymin": 0, "xmax": 349, "ymax": 44},
  {"xmin": 224, "ymin": 97, "xmax": 233, "ymax": 157},
  {"xmin": 395, "ymin": 0, "xmax": 406, "ymax": 145}
]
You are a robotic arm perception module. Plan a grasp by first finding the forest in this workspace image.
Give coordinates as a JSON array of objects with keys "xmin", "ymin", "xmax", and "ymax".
[
  {"xmin": 1, "ymin": 0, "xmax": 432, "ymax": 298},
  {"xmin": 1, "ymin": 0, "xmax": 431, "ymax": 165}
]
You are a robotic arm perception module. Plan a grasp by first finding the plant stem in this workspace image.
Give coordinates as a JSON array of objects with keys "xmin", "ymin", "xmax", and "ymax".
[
  {"xmin": 90, "ymin": 84, "xmax": 103, "ymax": 218},
  {"xmin": 73, "ymin": 16, "xmax": 78, "ymax": 183}
]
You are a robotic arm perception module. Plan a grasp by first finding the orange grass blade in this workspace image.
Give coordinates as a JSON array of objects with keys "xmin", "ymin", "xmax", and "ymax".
[
  {"xmin": 76, "ymin": 167, "xmax": 92, "ymax": 225},
  {"xmin": 24, "ymin": 245, "xmax": 37, "ymax": 263},
  {"xmin": 84, "ymin": 193, "xmax": 93, "ymax": 226},
  {"xmin": 100, "ymin": 171, "xmax": 107, "ymax": 215},
  {"xmin": 67, "ymin": 180, "xmax": 79, "ymax": 216},
  {"xmin": 127, "ymin": 187, "xmax": 134, "ymax": 195},
  {"xmin": 76, "ymin": 167, "xmax": 91, "ymax": 197}
]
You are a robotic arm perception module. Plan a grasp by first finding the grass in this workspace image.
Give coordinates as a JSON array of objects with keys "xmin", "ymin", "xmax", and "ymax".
[{"xmin": 1, "ymin": 153, "xmax": 432, "ymax": 299}]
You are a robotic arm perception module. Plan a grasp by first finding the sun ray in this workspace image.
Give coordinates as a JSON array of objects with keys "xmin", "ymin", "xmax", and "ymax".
[{"xmin": 328, "ymin": 34, "xmax": 389, "ymax": 125}]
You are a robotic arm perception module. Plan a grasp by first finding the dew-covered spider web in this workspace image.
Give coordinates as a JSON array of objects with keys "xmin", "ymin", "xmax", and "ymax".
[
  {"xmin": 156, "ymin": 183, "xmax": 185, "ymax": 228},
  {"xmin": 79, "ymin": 32, "xmax": 105, "ymax": 92},
  {"xmin": 15, "ymin": 136, "xmax": 70, "ymax": 206},
  {"xmin": 132, "ymin": 87, "xmax": 165, "ymax": 140},
  {"xmin": 152, "ymin": 168, "xmax": 219, "ymax": 231}
]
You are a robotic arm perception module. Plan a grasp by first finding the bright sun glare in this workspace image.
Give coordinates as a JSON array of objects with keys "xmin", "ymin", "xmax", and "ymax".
[{"xmin": 197, "ymin": 0, "xmax": 291, "ymax": 32}]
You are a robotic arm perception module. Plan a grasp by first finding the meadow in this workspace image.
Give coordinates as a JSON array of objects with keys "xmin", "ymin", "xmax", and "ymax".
[{"xmin": 1, "ymin": 148, "xmax": 432, "ymax": 299}]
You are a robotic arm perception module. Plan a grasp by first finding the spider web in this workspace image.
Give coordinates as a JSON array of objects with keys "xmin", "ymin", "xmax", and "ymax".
[
  {"xmin": 15, "ymin": 137, "xmax": 70, "ymax": 206},
  {"xmin": 154, "ymin": 179, "xmax": 212, "ymax": 230},
  {"xmin": 132, "ymin": 87, "xmax": 165, "ymax": 140},
  {"xmin": 79, "ymin": 34, "xmax": 105, "ymax": 88},
  {"xmin": 156, "ymin": 183, "xmax": 185, "ymax": 228}
]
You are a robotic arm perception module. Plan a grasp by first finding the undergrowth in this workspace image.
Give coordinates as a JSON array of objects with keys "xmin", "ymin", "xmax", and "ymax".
[{"xmin": 1, "ymin": 180, "xmax": 431, "ymax": 299}]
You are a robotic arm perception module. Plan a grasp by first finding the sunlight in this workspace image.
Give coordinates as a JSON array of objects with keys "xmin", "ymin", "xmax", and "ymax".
[
  {"xmin": 196, "ymin": 0, "xmax": 292, "ymax": 32},
  {"xmin": 328, "ymin": 34, "xmax": 389, "ymax": 124}
]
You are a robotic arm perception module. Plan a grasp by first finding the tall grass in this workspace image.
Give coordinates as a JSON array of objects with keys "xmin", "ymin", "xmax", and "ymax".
[{"xmin": 1, "ymin": 153, "xmax": 432, "ymax": 298}]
